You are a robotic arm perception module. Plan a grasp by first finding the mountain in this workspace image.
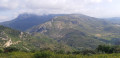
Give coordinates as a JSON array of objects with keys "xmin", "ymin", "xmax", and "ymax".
[
  {"xmin": 28, "ymin": 14, "xmax": 118, "ymax": 36},
  {"xmin": 0, "ymin": 25, "xmax": 72, "ymax": 52},
  {"xmin": 0, "ymin": 13, "xmax": 64, "ymax": 31},
  {"xmin": 28, "ymin": 14, "xmax": 120, "ymax": 49},
  {"xmin": 105, "ymin": 17, "xmax": 120, "ymax": 24},
  {"xmin": 2, "ymin": 13, "xmax": 120, "ymax": 50},
  {"xmin": 103, "ymin": 17, "xmax": 120, "ymax": 33}
]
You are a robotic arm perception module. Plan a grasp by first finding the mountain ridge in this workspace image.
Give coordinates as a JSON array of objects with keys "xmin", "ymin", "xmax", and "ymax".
[
  {"xmin": 27, "ymin": 14, "xmax": 112, "ymax": 49},
  {"xmin": 1, "ymin": 13, "xmax": 120, "ymax": 50},
  {"xmin": 0, "ymin": 13, "xmax": 65, "ymax": 31}
]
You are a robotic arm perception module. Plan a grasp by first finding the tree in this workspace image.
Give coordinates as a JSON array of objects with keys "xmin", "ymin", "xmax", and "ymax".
[
  {"xmin": 34, "ymin": 51, "xmax": 54, "ymax": 58},
  {"xmin": 96, "ymin": 45, "xmax": 114, "ymax": 53},
  {"xmin": 0, "ymin": 48, "xmax": 4, "ymax": 53}
]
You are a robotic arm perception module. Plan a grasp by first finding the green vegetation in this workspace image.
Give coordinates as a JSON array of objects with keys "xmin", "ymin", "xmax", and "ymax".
[
  {"xmin": 0, "ymin": 45, "xmax": 119, "ymax": 58},
  {"xmin": 0, "ymin": 25, "xmax": 72, "ymax": 52},
  {"xmin": 1, "ymin": 14, "xmax": 120, "ymax": 58},
  {"xmin": 4, "ymin": 47, "xmax": 19, "ymax": 52},
  {"xmin": 28, "ymin": 14, "xmax": 120, "ymax": 50},
  {"xmin": 2, "ymin": 14, "xmax": 120, "ymax": 50},
  {"xmin": 1, "ymin": 52, "xmax": 120, "ymax": 58}
]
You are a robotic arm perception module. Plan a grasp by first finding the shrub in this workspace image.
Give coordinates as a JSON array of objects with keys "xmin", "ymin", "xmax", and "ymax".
[
  {"xmin": 112, "ymin": 46, "xmax": 120, "ymax": 53},
  {"xmin": 0, "ymin": 48, "xmax": 4, "ymax": 53},
  {"xmin": 34, "ymin": 51, "xmax": 54, "ymax": 58},
  {"xmin": 56, "ymin": 50, "xmax": 65, "ymax": 54},
  {"xmin": 81, "ymin": 49, "xmax": 96, "ymax": 55},
  {"xmin": 4, "ymin": 47, "xmax": 19, "ymax": 52},
  {"xmin": 96, "ymin": 45, "xmax": 114, "ymax": 53},
  {"xmin": 72, "ymin": 51, "xmax": 81, "ymax": 54}
]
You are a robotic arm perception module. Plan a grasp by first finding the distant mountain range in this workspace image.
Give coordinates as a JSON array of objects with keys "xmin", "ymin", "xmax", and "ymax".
[
  {"xmin": 105, "ymin": 17, "xmax": 120, "ymax": 24},
  {"xmin": 0, "ymin": 13, "xmax": 64, "ymax": 31},
  {"xmin": 1, "ymin": 13, "xmax": 120, "ymax": 50}
]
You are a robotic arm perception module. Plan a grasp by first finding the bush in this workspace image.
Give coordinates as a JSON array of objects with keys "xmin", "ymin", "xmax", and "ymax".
[
  {"xmin": 96, "ymin": 45, "xmax": 115, "ymax": 53},
  {"xmin": 34, "ymin": 51, "xmax": 54, "ymax": 58},
  {"xmin": 72, "ymin": 51, "xmax": 81, "ymax": 54},
  {"xmin": 56, "ymin": 50, "xmax": 65, "ymax": 54},
  {"xmin": 81, "ymin": 49, "xmax": 96, "ymax": 55},
  {"xmin": 0, "ymin": 48, "xmax": 4, "ymax": 53},
  {"xmin": 4, "ymin": 47, "xmax": 19, "ymax": 52},
  {"xmin": 112, "ymin": 46, "xmax": 120, "ymax": 53}
]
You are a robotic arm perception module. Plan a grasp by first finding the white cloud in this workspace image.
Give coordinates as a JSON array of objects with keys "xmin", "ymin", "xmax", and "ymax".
[
  {"xmin": 0, "ymin": 0, "xmax": 19, "ymax": 10},
  {"xmin": 0, "ymin": 0, "xmax": 117, "ymax": 22},
  {"xmin": 90, "ymin": 0, "xmax": 102, "ymax": 3},
  {"xmin": 0, "ymin": 15, "xmax": 9, "ymax": 22},
  {"xmin": 0, "ymin": 16, "xmax": 7, "ymax": 19},
  {"xmin": 107, "ymin": 0, "xmax": 112, "ymax": 2},
  {"xmin": 0, "ymin": 0, "xmax": 113, "ymax": 13}
]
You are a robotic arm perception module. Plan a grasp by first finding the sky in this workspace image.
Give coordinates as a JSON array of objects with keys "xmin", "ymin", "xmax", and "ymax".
[{"xmin": 0, "ymin": 0, "xmax": 120, "ymax": 22}]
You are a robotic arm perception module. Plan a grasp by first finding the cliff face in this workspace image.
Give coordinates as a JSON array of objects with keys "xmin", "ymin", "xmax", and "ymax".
[{"xmin": 0, "ymin": 25, "xmax": 30, "ymax": 48}]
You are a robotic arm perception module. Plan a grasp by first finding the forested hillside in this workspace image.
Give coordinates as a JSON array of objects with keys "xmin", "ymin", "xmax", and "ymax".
[
  {"xmin": 0, "ymin": 25, "xmax": 72, "ymax": 52},
  {"xmin": 28, "ymin": 14, "xmax": 120, "ymax": 49}
]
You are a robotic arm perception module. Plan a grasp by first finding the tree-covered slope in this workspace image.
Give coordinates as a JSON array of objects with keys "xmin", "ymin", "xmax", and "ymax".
[
  {"xmin": 29, "ymin": 14, "xmax": 119, "ymax": 49},
  {"xmin": 0, "ymin": 25, "xmax": 72, "ymax": 52},
  {"xmin": 2, "ymin": 14, "xmax": 120, "ymax": 50}
]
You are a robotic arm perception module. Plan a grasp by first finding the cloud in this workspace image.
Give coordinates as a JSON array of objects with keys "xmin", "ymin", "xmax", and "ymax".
[
  {"xmin": 0, "ymin": 0, "xmax": 19, "ymax": 10},
  {"xmin": 18, "ymin": 0, "xmax": 86, "ymax": 14},
  {"xmin": 0, "ymin": 0, "xmax": 117, "ymax": 22},
  {"xmin": 90, "ymin": 0, "xmax": 102, "ymax": 3},
  {"xmin": 0, "ymin": 0, "xmax": 113, "ymax": 13},
  {"xmin": 0, "ymin": 15, "xmax": 9, "ymax": 22},
  {"xmin": 107, "ymin": 0, "xmax": 112, "ymax": 2}
]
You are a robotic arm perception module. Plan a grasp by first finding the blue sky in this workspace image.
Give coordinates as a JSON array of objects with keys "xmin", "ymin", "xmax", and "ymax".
[{"xmin": 0, "ymin": 0, "xmax": 119, "ymax": 22}]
